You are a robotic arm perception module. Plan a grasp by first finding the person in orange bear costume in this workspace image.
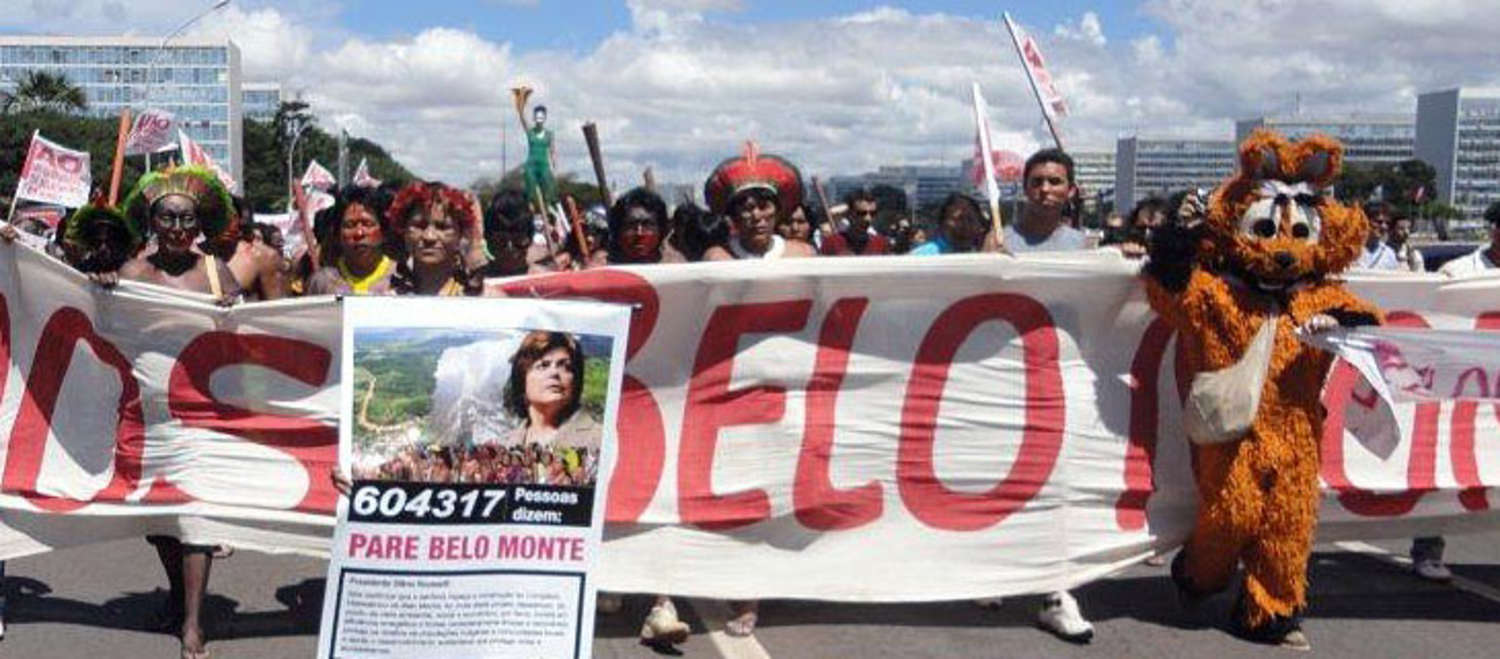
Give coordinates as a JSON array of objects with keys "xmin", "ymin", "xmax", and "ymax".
[{"xmin": 1142, "ymin": 129, "xmax": 1383, "ymax": 651}]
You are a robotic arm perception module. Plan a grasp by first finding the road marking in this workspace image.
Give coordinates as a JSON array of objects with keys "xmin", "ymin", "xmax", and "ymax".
[
  {"xmin": 1334, "ymin": 540, "xmax": 1500, "ymax": 605},
  {"xmin": 689, "ymin": 598, "xmax": 774, "ymax": 659}
]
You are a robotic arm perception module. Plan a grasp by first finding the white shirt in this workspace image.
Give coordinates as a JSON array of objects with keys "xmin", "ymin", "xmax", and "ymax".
[
  {"xmin": 1439, "ymin": 247, "xmax": 1499, "ymax": 277},
  {"xmin": 1356, "ymin": 241, "xmax": 1399, "ymax": 270}
]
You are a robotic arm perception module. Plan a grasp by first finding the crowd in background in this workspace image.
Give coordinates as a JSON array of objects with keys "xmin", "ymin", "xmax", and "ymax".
[{"xmin": 4, "ymin": 142, "xmax": 1500, "ymax": 657}]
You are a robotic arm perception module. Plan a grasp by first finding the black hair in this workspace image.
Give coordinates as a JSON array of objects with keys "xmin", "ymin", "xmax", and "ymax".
[
  {"xmin": 484, "ymin": 188, "xmax": 533, "ymax": 236},
  {"xmin": 843, "ymin": 186, "xmax": 878, "ymax": 208},
  {"xmin": 230, "ymin": 194, "xmax": 251, "ymax": 223},
  {"xmin": 316, "ymin": 185, "xmax": 396, "ymax": 267},
  {"xmin": 677, "ymin": 203, "xmax": 730, "ymax": 261},
  {"xmin": 726, "ymin": 187, "xmax": 779, "ymax": 220},
  {"xmin": 607, "ymin": 187, "xmax": 668, "ymax": 262},
  {"xmin": 1128, "ymin": 197, "xmax": 1167, "ymax": 228},
  {"xmin": 1486, "ymin": 201, "xmax": 1500, "ymax": 227},
  {"xmin": 1023, "ymin": 148, "xmax": 1075, "ymax": 185},
  {"xmin": 534, "ymin": 105, "xmax": 547, "ymax": 115},
  {"xmin": 937, "ymin": 192, "xmax": 984, "ymax": 226}
]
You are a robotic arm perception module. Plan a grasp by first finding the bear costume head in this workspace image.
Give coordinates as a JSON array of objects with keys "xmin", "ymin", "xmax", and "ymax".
[{"xmin": 1199, "ymin": 129, "xmax": 1368, "ymax": 290}]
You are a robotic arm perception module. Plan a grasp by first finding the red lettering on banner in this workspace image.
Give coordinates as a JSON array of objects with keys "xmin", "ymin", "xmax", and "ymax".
[
  {"xmin": 2, "ymin": 307, "xmax": 146, "ymax": 512},
  {"xmin": 679, "ymin": 300, "xmax": 812, "ymax": 529},
  {"xmin": 168, "ymin": 332, "xmax": 336, "ymax": 513},
  {"xmin": 495, "ymin": 269, "xmax": 665, "ymax": 523},
  {"xmin": 1321, "ymin": 312, "xmax": 1438, "ymax": 516},
  {"xmin": 1115, "ymin": 318, "xmax": 1193, "ymax": 530},
  {"xmin": 897, "ymin": 293, "xmax": 1065, "ymax": 532},
  {"xmin": 794, "ymin": 298, "xmax": 882, "ymax": 530},
  {"xmin": 1449, "ymin": 312, "xmax": 1500, "ymax": 511}
]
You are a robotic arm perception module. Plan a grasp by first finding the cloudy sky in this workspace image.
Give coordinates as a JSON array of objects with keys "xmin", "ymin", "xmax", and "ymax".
[{"xmin": 4, "ymin": 0, "xmax": 1498, "ymax": 189}]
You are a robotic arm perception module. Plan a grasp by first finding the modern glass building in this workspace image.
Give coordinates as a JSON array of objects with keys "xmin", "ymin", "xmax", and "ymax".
[
  {"xmin": 0, "ymin": 35, "xmax": 243, "ymax": 189},
  {"xmin": 1071, "ymin": 150, "xmax": 1115, "ymax": 197},
  {"xmin": 1236, "ymin": 115, "xmax": 1414, "ymax": 167},
  {"xmin": 1416, "ymin": 88, "xmax": 1500, "ymax": 221},
  {"xmin": 242, "ymin": 81, "xmax": 281, "ymax": 123},
  {"xmin": 1115, "ymin": 137, "xmax": 1235, "ymax": 210}
]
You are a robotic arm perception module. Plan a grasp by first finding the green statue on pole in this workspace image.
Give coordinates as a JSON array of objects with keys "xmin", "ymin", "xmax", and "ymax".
[{"xmin": 511, "ymin": 86, "xmax": 558, "ymax": 208}]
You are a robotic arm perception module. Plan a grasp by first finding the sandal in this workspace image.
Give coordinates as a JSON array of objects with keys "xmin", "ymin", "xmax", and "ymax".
[
  {"xmin": 725, "ymin": 601, "xmax": 758, "ymax": 637},
  {"xmin": 639, "ymin": 601, "xmax": 690, "ymax": 646}
]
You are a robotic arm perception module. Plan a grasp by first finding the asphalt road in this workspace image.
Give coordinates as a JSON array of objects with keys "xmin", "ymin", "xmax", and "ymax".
[{"xmin": 1, "ymin": 533, "xmax": 1496, "ymax": 658}]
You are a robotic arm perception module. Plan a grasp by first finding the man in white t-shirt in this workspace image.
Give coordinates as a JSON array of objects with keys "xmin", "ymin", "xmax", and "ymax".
[
  {"xmin": 1438, "ymin": 202, "xmax": 1500, "ymax": 277},
  {"xmin": 1356, "ymin": 202, "xmax": 1399, "ymax": 270}
]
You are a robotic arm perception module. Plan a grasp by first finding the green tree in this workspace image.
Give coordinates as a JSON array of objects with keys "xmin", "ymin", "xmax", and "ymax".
[
  {"xmin": 1335, "ymin": 158, "xmax": 1437, "ymax": 219},
  {"xmin": 0, "ymin": 110, "xmax": 141, "ymax": 203},
  {"xmin": 2, "ymin": 71, "xmax": 87, "ymax": 115}
]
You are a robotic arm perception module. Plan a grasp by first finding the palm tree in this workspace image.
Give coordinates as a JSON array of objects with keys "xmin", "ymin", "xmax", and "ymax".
[{"xmin": 2, "ymin": 71, "xmax": 88, "ymax": 114}]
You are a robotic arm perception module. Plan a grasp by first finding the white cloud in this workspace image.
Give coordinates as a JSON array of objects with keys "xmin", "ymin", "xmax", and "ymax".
[
  {"xmin": 1054, "ymin": 12, "xmax": 1106, "ymax": 47},
  {"xmin": 6, "ymin": 1, "xmax": 1500, "ymax": 194}
]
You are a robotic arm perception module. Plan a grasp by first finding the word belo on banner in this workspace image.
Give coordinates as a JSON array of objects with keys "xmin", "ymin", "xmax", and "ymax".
[{"xmin": 2, "ymin": 245, "xmax": 1499, "ymax": 600}]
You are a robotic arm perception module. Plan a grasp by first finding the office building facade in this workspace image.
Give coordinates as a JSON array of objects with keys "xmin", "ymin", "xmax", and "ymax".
[
  {"xmin": 242, "ymin": 82, "xmax": 281, "ymax": 123},
  {"xmin": 0, "ymin": 35, "xmax": 243, "ymax": 188},
  {"xmin": 1416, "ymin": 88, "xmax": 1500, "ymax": 221},
  {"xmin": 1115, "ymin": 137, "xmax": 1235, "ymax": 210},
  {"xmin": 827, "ymin": 164, "xmax": 964, "ymax": 212},
  {"xmin": 1236, "ymin": 115, "xmax": 1414, "ymax": 167}
]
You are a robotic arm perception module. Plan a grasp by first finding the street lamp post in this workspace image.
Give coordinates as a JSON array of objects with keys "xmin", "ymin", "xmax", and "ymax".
[
  {"xmin": 286, "ymin": 117, "xmax": 309, "ymax": 199},
  {"xmin": 143, "ymin": 0, "xmax": 232, "ymax": 171}
]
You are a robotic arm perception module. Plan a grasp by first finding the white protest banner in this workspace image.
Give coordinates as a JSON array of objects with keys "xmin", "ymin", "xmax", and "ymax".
[
  {"xmin": 302, "ymin": 159, "xmax": 337, "ymax": 191},
  {"xmin": 13, "ymin": 131, "xmax": 91, "ymax": 208},
  {"xmin": 1003, "ymin": 13, "xmax": 1069, "ymax": 120},
  {"xmin": 124, "ymin": 108, "xmax": 176, "ymax": 156},
  {"xmin": 316, "ymin": 297, "xmax": 629, "ymax": 659},
  {"xmin": 3, "ymin": 245, "xmax": 1500, "ymax": 601},
  {"xmin": 1304, "ymin": 326, "xmax": 1500, "ymax": 405},
  {"xmin": 352, "ymin": 157, "xmax": 382, "ymax": 189},
  {"xmin": 179, "ymin": 129, "xmax": 238, "ymax": 192}
]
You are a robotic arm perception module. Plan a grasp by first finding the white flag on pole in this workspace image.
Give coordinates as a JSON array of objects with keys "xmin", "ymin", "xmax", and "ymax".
[
  {"xmin": 14, "ymin": 131, "xmax": 92, "ymax": 208},
  {"xmin": 1004, "ymin": 13, "xmax": 1069, "ymax": 120},
  {"xmin": 301, "ymin": 160, "xmax": 337, "ymax": 191},
  {"xmin": 124, "ymin": 108, "xmax": 176, "ymax": 155},
  {"xmin": 970, "ymin": 83, "xmax": 1003, "ymax": 226},
  {"xmin": 178, "ymin": 129, "xmax": 238, "ymax": 192},
  {"xmin": 352, "ymin": 157, "xmax": 382, "ymax": 188}
]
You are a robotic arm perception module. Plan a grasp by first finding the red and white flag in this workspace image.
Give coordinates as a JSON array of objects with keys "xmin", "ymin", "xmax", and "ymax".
[
  {"xmin": 352, "ymin": 157, "xmax": 381, "ymax": 189},
  {"xmin": 14, "ymin": 131, "xmax": 91, "ymax": 208},
  {"xmin": 1003, "ymin": 13, "xmax": 1069, "ymax": 121},
  {"xmin": 970, "ymin": 83, "xmax": 1003, "ymax": 227},
  {"xmin": 124, "ymin": 108, "xmax": 176, "ymax": 156},
  {"xmin": 178, "ymin": 129, "xmax": 238, "ymax": 192},
  {"xmin": 301, "ymin": 159, "xmax": 337, "ymax": 191}
]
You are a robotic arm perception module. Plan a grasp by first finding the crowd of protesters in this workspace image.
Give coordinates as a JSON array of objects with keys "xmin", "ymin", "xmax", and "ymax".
[{"xmin": 5, "ymin": 138, "xmax": 1500, "ymax": 656}]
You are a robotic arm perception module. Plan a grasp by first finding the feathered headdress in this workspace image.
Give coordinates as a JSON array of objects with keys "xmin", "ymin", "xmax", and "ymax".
[
  {"xmin": 703, "ymin": 141, "xmax": 804, "ymax": 216},
  {"xmin": 62, "ymin": 203, "xmax": 137, "ymax": 252},
  {"xmin": 121, "ymin": 165, "xmax": 233, "ymax": 241}
]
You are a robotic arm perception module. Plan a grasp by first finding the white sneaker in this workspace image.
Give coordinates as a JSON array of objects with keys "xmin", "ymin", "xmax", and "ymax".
[
  {"xmin": 596, "ymin": 593, "xmax": 623, "ymax": 614},
  {"xmin": 1414, "ymin": 558, "xmax": 1452, "ymax": 582},
  {"xmin": 972, "ymin": 597, "xmax": 1005, "ymax": 610},
  {"xmin": 1037, "ymin": 590, "xmax": 1093, "ymax": 644}
]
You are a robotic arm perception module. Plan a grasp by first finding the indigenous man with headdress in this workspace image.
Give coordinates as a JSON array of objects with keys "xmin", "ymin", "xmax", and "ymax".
[
  {"xmin": 61, "ymin": 202, "xmax": 141, "ymax": 273},
  {"xmin": 117, "ymin": 166, "xmax": 243, "ymax": 305},
  {"xmin": 702, "ymin": 142, "xmax": 818, "ymax": 261},
  {"xmin": 112, "ymin": 165, "xmax": 241, "ymax": 659}
]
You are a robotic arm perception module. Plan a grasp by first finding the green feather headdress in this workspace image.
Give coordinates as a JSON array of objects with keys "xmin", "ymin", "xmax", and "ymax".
[
  {"xmin": 121, "ymin": 166, "xmax": 233, "ymax": 241},
  {"xmin": 62, "ymin": 203, "xmax": 137, "ymax": 251}
]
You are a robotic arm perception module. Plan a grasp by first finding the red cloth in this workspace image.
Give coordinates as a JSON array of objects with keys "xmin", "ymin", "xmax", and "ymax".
[{"xmin": 820, "ymin": 231, "xmax": 891, "ymax": 256}]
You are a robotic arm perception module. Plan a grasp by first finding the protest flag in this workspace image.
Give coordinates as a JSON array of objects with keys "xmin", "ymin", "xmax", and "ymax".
[
  {"xmin": 352, "ymin": 157, "xmax": 382, "ymax": 188},
  {"xmin": 971, "ymin": 82, "xmax": 1005, "ymax": 233},
  {"xmin": 1003, "ymin": 12, "xmax": 1068, "ymax": 149},
  {"xmin": 124, "ymin": 108, "xmax": 177, "ymax": 156},
  {"xmin": 178, "ymin": 129, "xmax": 238, "ymax": 192},
  {"xmin": 11, "ymin": 131, "xmax": 92, "ymax": 220},
  {"xmin": 109, "ymin": 108, "xmax": 131, "ymax": 206},
  {"xmin": 300, "ymin": 159, "xmax": 337, "ymax": 191}
]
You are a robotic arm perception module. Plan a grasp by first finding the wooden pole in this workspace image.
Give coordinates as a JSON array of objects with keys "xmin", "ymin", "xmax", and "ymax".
[
  {"xmin": 564, "ymin": 195, "xmax": 591, "ymax": 266},
  {"xmin": 581, "ymin": 122, "xmax": 611, "ymax": 206},
  {"xmin": 109, "ymin": 108, "xmax": 132, "ymax": 206}
]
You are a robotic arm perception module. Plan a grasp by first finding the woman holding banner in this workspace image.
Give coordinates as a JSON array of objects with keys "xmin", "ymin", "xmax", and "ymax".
[
  {"xmin": 386, "ymin": 181, "xmax": 482, "ymax": 297},
  {"xmin": 306, "ymin": 186, "xmax": 398, "ymax": 296}
]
